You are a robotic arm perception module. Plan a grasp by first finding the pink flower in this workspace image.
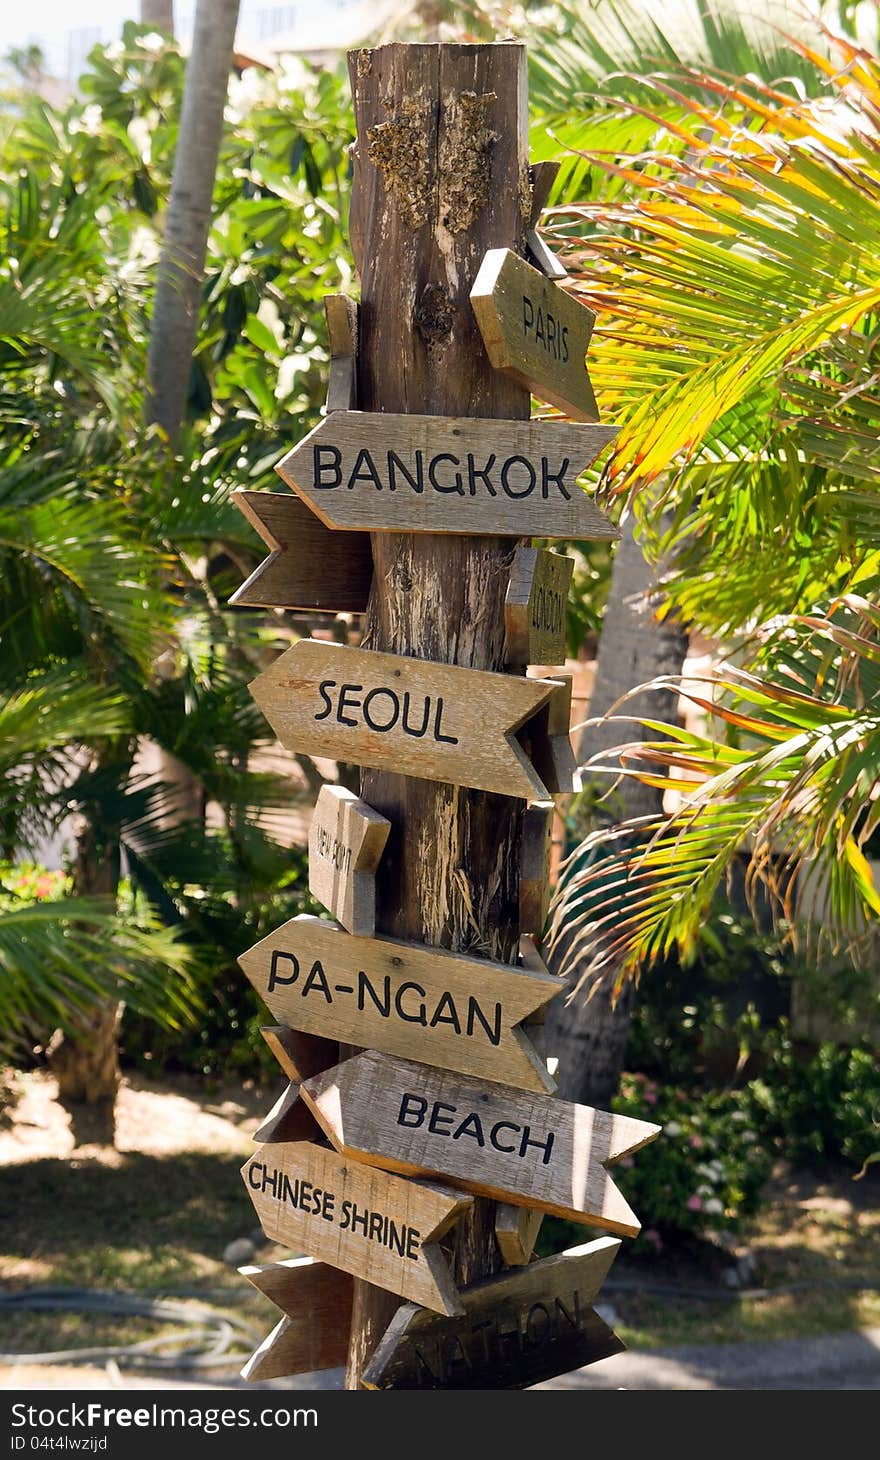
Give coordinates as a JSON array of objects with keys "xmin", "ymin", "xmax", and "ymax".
[
  {"xmin": 686, "ymin": 1194, "xmax": 703, "ymax": 1212},
  {"xmin": 643, "ymin": 1229, "xmax": 663, "ymax": 1252},
  {"xmin": 689, "ymin": 1133, "xmax": 704, "ymax": 1149},
  {"xmin": 643, "ymin": 1090, "xmax": 658, "ymax": 1105}
]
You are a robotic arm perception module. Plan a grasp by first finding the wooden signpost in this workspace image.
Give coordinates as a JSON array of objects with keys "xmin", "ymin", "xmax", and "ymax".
[
  {"xmin": 361, "ymin": 1238, "xmax": 623, "ymax": 1390},
  {"xmin": 240, "ymin": 915, "xmax": 562, "ymax": 1093},
  {"xmin": 275, "ymin": 411, "xmax": 618, "ymax": 539},
  {"xmin": 242, "ymin": 1141, "xmax": 471, "ymax": 1316},
  {"xmin": 240, "ymin": 1257, "xmax": 353, "ymax": 1382},
  {"xmin": 519, "ymin": 801, "xmax": 553, "ymax": 937},
  {"xmin": 301, "ymin": 1051, "xmax": 660, "ymax": 1236},
  {"xmin": 308, "ymin": 784, "xmax": 391, "ymax": 937},
  {"xmin": 229, "ymin": 489, "xmax": 372, "ymax": 613},
  {"xmin": 505, "ymin": 547, "xmax": 574, "ymax": 669},
  {"xmin": 471, "ymin": 248, "xmax": 598, "ymax": 421},
  {"xmin": 248, "ymin": 639, "xmax": 575, "ymax": 801},
  {"xmin": 229, "ymin": 40, "xmax": 660, "ymax": 1391}
]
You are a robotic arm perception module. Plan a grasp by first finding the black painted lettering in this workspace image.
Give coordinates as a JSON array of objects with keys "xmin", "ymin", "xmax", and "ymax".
[
  {"xmin": 348, "ymin": 447, "xmax": 382, "ymax": 491},
  {"xmin": 427, "ymin": 1101, "xmax": 456, "ymax": 1136},
  {"xmin": 313, "ymin": 444, "xmax": 341, "ymax": 488},
  {"xmin": 525, "ymin": 1302, "xmax": 551, "ymax": 1347},
  {"xmin": 362, "ymin": 686, "xmax": 400, "ymax": 733},
  {"xmin": 398, "ymin": 1093, "xmax": 427, "ymax": 1129},
  {"xmin": 358, "ymin": 970, "xmax": 391, "ymax": 1018},
  {"xmin": 520, "ymin": 1125, "xmax": 555, "ymax": 1165},
  {"xmin": 321, "ymin": 1189, "xmax": 336, "ymax": 1223},
  {"xmin": 466, "ymin": 995, "xmax": 502, "ymax": 1047},
  {"xmin": 339, "ymin": 1199, "xmax": 352, "ymax": 1231},
  {"xmin": 522, "ymin": 294, "xmax": 534, "ymax": 336},
  {"xmin": 466, "ymin": 453, "xmax": 498, "ymax": 496},
  {"xmin": 301, "ymin": 959, "xmax": 332, "ymax": 1003},
  {"xmin": 534, "ymin": 306, "xmax": 546, "ymax": 346},
  {"xmin": 368, "ymin": 1211, "xmax": 383, "ymax": 1242},
  {"xmin": 428, "ymin": 990, "xmax": 461, "ymax": 1036},
  {"xmin": 268, "ymin": 950, "xmax": 299, "ymax": 992},
  {"xmin": 433, "ymin": 697, "xmax": 459, "ymax": 745},
  {"xmin": 490, "ymin": 1120, "xmax": 519, "ymax": 1155},
  {"xmin": 406, "ymin": 1227, "xmax": 421, "ymax": 1259},
  {"xmin": 247, "ymin": 1161, "xmax": 262, "ymax": 1190},
  {"xmin": 349, "ymin": 1203, "xmax": 368, "ymax": 1236},
  {"xmin": 401, "ymin": 691, "xmax": 430, "ymax": 738},
  {"xmin": 336, "ymin": 682, "xmax": 362, "ymax": 726},
  {"xmin": 501, "ymin": 455, "xmax": 537, "ymax": 499},
  {"xmin": 315, "ymin": 679, "xmax": 335, "ymax": 721},
  {"xmin": 561, "ymin": 324, "xmax": 570, "ymax": 364},
  {"xmin": 260, "ymin": 1165, "xmax": 279, "ymax": 1198},
  {"xmin": 452, "ymin": 1111, "xmax": 486, "ymax": 1148},
  {"xmin": 387, "ymin": 1218, "xmax": 406, "ymax": 1257},
  {"xmin": 555, "ymin": 1291, "xmax": 581, "ymax": 1332},
  {"xmin": 387, "ymin": 450, "xmax": 424, "ymax": 494},
  {"xmin": 428, "ymin": 453, "xmax": 464, "ymax": 495},
  {"xmin": 547, "ymin": 314, "xmax": 557, "ymax": 358},
  {"xmin": 394, "ymin": 981, "xmax": 427, "ymax": 1025},
  {"xmin": 541, "ymin": 456, "xmax": 571, "ymax": 500}
]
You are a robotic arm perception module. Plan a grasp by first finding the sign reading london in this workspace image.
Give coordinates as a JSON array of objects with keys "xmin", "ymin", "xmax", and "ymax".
[
  {"xmin": 242, "ymin": 1141, "xmax": 471, "ymax": 1316},
  {"xmin": 302, "ymin": 1051, "xmax": 661, "ymax": 1238},
  {"xmin": 239, "ymin": 915, "xmax": 562, "ymax": 1094},
  {"xmin": 248, "ymin": 639, "xmax": 573, "ymax": 802},
  {"xmin": 274, "ymin": 411, "xmax": 618, "ymax": 539}
]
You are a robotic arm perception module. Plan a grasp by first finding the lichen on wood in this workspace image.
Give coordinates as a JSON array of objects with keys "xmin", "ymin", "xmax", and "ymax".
[
  {"xmin": 367, "ymin": 97, "xmax": 433, "ymax": 229},
  {"xmin": 438, "ymin": 90, "xmax": 497, "ymax": 234}
]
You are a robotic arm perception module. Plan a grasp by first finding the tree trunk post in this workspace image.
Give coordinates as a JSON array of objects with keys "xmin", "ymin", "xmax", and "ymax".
[
  {"xmin": 146, "ymin": 0, "xmax": 240, "ymax": 442},
  {"xmin": 344, "ymin": 40, "xmax": 531, "ymax": 1389}
]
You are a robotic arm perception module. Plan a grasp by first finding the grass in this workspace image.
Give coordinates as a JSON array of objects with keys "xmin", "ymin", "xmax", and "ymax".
[{"xmin": 1, "ymin": 1073, "xmax": 878, "ymax": 1375}]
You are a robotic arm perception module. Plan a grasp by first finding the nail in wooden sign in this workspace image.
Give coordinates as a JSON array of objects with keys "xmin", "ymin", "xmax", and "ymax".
[
  {"xmin": 248, "ymin": 639, "xmax": 574, "ymax": 802},
  {"xmin": 241, "ymin": 916, "xmax": 562, "ymax": 1094},
  {"xmin": 506, "ymin": 547, "xmax": 573, "ymax": 669},
  {"xmin": 240, "ymin": 1257, "xmax": 353, "ymax": 1382},
  {"xmin": 308, "ymin": 784, "xmax": 390, "ymax": 937},
  {"xmin": 301, "ymin": 1051, "xmax": 661, "ymax": 1237},
  {"xmin": 242, "ymin": 1141, "xmax": 471, "ymax": 1316},
  {"xmin": 471, "ymin": 249, "xmax": 598, "ymax": 422},
  {"xmin": 274, "ymin": 411, "xmax": 618, "ymax": 540},
  {"xmin": 228, "ymin": 488, "xmax": 372, "ymax": 613},
  {"xmin": 362, "ymin": 1237, "xmax": 623, "ymax": 1390}
]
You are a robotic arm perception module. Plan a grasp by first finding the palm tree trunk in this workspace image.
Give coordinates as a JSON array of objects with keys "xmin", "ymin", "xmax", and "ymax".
[
  {"xmin": 140, "ymin": 1, "xmax": 175, "ymax": 34},
  {"xmin": 547, "ymin": 515, "xmax": 689, "ymax": 1107},
  {"xmin": 46, "ymin": 784, "xmax": 124, "ymax": 1143},
  {"xmin": 146, "ymin": 0, "xmax": 240, "ymax": 443}
]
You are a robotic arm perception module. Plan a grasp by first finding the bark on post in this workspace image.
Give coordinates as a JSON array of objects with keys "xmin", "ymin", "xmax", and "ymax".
[{"xmin": 345, "ymin": 41, "xmax": 531, "ymax": 1388}]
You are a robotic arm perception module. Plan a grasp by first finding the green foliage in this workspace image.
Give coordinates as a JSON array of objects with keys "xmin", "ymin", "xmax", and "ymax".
[
  {"xmin": 746, "ymin": 1030, "xmax": 880, "ymax": 1171},
  {"xmin": 0, "ymin": 27, "xmax": 356, "ymax": 1063}
]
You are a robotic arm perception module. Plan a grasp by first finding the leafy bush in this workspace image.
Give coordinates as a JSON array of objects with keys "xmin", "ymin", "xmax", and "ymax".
[
  {"xmin": 610, "ymin": 1074, "xmax": 773, "ymax": 1252},
  {"xmin": 745, "ymin": 1029, "xmax": 880, "ymax": 1172}
]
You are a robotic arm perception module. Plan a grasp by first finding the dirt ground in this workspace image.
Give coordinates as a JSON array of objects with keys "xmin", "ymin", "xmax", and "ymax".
[{"xmin": 1, "ymin": 1067, "xmax": 878, "ymax": 1390}]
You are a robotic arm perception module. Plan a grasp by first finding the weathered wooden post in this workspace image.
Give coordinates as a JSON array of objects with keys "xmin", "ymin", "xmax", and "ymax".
[
  {"xmin": 233, "ymin": 38, "xmax": 660, "ymax": 1393},
  {"xmin": 345, "ymin": 40, "xmax": 531, "ymax": 1385}
]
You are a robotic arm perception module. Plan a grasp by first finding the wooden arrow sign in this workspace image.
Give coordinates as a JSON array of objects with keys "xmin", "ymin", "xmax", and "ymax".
[
  {"xmin": 526, "ymin": 160, "xmax": 567, "ymax": 281},
  {"xmin": 248, "ymin": 639, "xmax": 573, "ymax": 801},
  {"xmin": 505, "ymin": 547, "xmax": 573, "ymax": 669},
  {"xmin": 495, "ymin": 1204, "xmax": 543, "ymax": 1267},
  {"xmin": 228, "ymin": 489, "xmax": 372, "ymax": 612},
  {"xmin": 260, "ymin": 1025, "xmax": 339, "ymax": 1085},
  {"xmin": 274, "ymin": 411, "xmax": 618, "ymax": 539},
  {"xmin": 240, "ymin": 1257, "xmax": 353, "ymax": 1381},
  {"xmin": 362, "ymin": 1237, "xmax": 623, "ymax": 1390},
  {"xmin": 471, "ymin": 249, "xmax": 598, "ymax": 422},
  {"xmin": 253, "ymin": 1080, "xmax": 322, "ymax": 1145},
  {"xmin": 308, "ymin": 784, "xmax": 390, "ymax": 937},
  {"xmin": 242, "ymin": 1141, "xmax": 471, "ymax": 1316},
  {"xmin": 301, "ymin": 1052, "xmax": 661, "ymax": 1237},
  {"xmin": 240, "ymin": 916, "xmax": 562, "ymax": 1094},
  {"xmin": 519, "ymin": 801, "xmax": 553, "ymax": 937}
]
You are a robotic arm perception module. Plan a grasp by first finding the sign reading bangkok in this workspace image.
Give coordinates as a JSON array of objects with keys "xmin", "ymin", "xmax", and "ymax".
[{"xmin": 274, "ymin": 412, "xmax": 618, "ymax": 539}]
